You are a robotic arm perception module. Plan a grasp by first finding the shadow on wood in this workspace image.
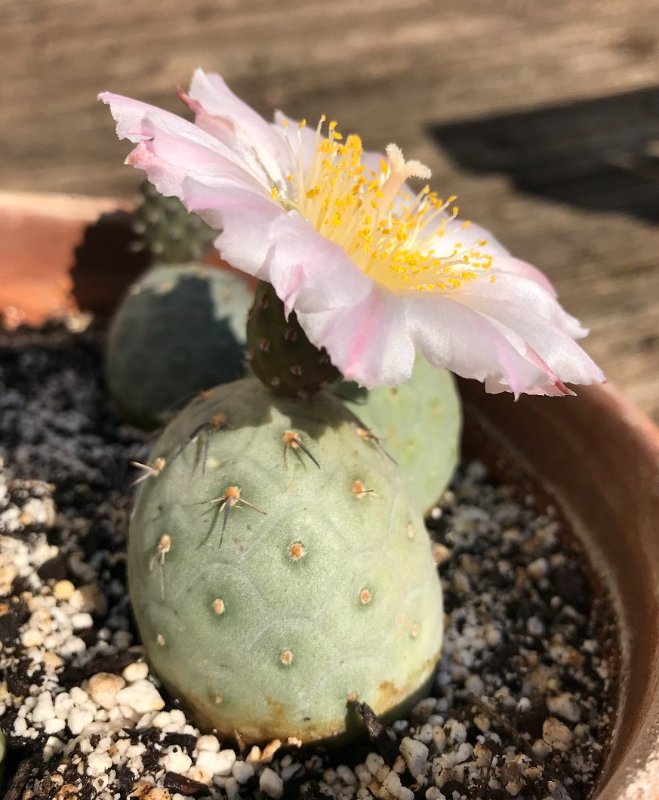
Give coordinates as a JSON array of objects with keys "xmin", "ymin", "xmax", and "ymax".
[{"xmin": 429, "ymin": 86, "xmax": 659, "ymax": 223}]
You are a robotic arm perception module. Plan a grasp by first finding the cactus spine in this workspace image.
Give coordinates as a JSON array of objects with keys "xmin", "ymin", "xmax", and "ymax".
[{"xmin": 337, "ymin": 359, "xmax": 462, "ymax": 513}]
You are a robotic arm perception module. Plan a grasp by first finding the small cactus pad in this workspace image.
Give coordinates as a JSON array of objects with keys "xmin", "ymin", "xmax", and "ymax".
[
  {"xmin": 246, "ymin": 281, "xmax": 340, "ymax": 396},
  {"xmin": 106, "ymin": 264, "xmax": 253, "ymax": 429},
  {"xmin": 133, "ymin": 181, "xmax": 217, "ymax": 263},
  {"xmin": 129, "ymin": 378, "xmax": 443, "ymax": 743},
  {"xmin": 335, "ymin": 359, "xmax": 462, "ymax": 513}
]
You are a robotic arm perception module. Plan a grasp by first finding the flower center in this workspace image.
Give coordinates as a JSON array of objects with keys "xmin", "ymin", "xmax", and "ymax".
[{"xmin": 276, "ymin": 117, "xmax": 494, "ymax": 294}]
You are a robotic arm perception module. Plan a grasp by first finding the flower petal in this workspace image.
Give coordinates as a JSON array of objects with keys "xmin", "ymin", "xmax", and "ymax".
[
  {"xmin": 99, "ymin": 92, "xmax": 266, "ymax": 195},
  {"xmin": 455, "ymin": 272, "xmax": 586, "ymax": 338},
  {"xmin": 453, "ymin": 284, "xmax": 604, "ymax": 386},
  {"xmin": 260, "ymin": 212, "xmax": 373, "ymax": 313},
  {"xmin": 178, "ymin": 176, "xmax": 286, "ymax": 275},
  {"xmin": 404, "ymin": 293, "xmax": 577, "ymax": 397},
  {"xmin": 188, "ymin": 70, "xmax": 289, "ymax": 186},
  {"xmin": 297, "ymin": 285, "xmax": 416, "ymax": 388}
]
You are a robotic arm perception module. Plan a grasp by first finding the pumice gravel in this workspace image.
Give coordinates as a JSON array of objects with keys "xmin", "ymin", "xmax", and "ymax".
[{"xmin": 0, "ymin": 319, "xmax": 616, "ymax": 800}]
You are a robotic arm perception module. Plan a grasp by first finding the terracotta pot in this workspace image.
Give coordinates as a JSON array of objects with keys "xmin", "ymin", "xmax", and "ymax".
[{"xmin": 1, "ymin": 191, "xmax": 658, "ymax": 799}]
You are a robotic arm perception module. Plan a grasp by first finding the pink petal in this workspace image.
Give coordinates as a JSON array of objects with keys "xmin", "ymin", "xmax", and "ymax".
[
  {"xmin": 99, "ymin": 92, "xmax": 266, "ymax": 195},
  {"xmin": 457, "ymin": 290, "xmax": 604, "ymax": 386},
  {"xmin": 455, "ymin": 272, "xmax": 586, "ymax": 339},
  {"xmin": 492, "ymin": 256, "xmax": 556, "ymax": 295},
  {"xmin": 296, "ymin": 285, "xmax": 416, "ymax": 388},
  {"xmin": 404, "ymin": 293, "xmax": 576, "ymax": 397},
  {"xmin": 188, "ymin": 70, "xmax": 289, "ymax": 186},
  {"xmin": 260, "ymin": 212, "xmax": 372, "ymax": 313},
  {"xmin": 179, "ymin": 176, "xmax": 286, "ymax": 276},
  {"xmin": 438, "ymin": 216, "xmax": 557, "ymax": 295}
]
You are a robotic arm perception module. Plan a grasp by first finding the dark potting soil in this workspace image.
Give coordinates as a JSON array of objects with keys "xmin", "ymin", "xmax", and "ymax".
[{"xmin": 0, "ymin": 320, "xmax": 617, "ymax": 800}]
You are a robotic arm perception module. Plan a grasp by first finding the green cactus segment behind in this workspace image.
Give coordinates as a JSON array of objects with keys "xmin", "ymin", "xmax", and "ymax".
[
  {"xmin": 106, "ymin": 264, "xmax": 253, "ymax": 429},
  {"xmin": 129, "ymin": 378, "xmax": 443, "ymax": 743},
  {"xmin": 246, "ymin": 281, "xmax": 340, "ymax": 396},
  {"xmin": 336, "ymin": 359, "xmax": 462, "ymax": 514},
  {"xmin": 134, "ymin": 181, "xmax": 217, "ymax": 263}
]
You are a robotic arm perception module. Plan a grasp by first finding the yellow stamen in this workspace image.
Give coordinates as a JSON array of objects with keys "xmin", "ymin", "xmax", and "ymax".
[{"xmin": 274, "ymin": 117, "xmax": 493, "ymax": 294}]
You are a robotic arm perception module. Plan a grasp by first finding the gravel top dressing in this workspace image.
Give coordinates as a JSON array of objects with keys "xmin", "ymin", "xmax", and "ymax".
[{"xmin": 0, "ymin": 321, "xmax": 617, "ymax": 800}]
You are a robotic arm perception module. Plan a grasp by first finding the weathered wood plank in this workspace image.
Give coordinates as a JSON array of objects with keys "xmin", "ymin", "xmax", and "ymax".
[{"xmin": 1, "ymin": 0, "xmax": 658, "ymax": 419}]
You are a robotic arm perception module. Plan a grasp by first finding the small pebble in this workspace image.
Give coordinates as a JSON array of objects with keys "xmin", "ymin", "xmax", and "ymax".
[
  {"xmin": 543, "ymin": 717, "xmax": 574, "ymax": 752},
  {"xmin": 196, "ymin": 748, "xmax": 236, "ymax": 776},
  {"xmin": 88, "ymin": 672, "xmax": 126, "ymax": 710},
  {"xmin": 400, "ymin": 737, "xmax": 429, "ymax": 779},
  {"xmin": 259, "ymin": 766, "xmax": 284, "ymax": 798},
  {"xmin": 116, "ymin": 679, "xmax": 165, "ymax": 714},
  {"xmin": 123, "ymin": 661, "xmax": 149, "ymax": 683}
]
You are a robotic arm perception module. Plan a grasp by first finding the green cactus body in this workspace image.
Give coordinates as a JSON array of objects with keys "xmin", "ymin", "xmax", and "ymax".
[
  {"xmin": 106, "ymin": 264, "xmax": 253, "ymax": 429},
  {"xmin": 134, "ymin": 181, "xmax": 217, "ymax": 263},
  {"xmin": 246, "ymin": 281, "xmax": 340, "ymax": 396},
  {"xmin": 129, "ymin": 378, "xmax": 443, "ymax": 743},
  {"xmin": 336, "ymin": 359, "xmax": 462, "ymax": 514}
]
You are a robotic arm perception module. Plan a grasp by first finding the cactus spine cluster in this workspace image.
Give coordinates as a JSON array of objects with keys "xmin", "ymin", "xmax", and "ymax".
[
  {"xmin": 106, "ymin": 264, "xmax": 252, "ymax": 429},
  {"xmin": 132, "ymin": 181, "xmax": 217, "ymax": 264},
  {"xmin": 129, "ymin": 379, "xmax": 443, "ymax": 743},
  {"xmin": 337, "ymin": 359, "xmax": 462, "ymax": 513}
]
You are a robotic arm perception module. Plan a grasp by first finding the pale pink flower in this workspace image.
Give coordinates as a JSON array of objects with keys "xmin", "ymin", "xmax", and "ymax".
[{"xmin": 99, "ymin": 70, "xmax": 603, "ymax": 395}]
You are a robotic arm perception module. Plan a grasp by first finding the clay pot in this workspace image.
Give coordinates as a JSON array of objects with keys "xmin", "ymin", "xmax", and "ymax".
[{"xmin": 1, "ymin": 191, "xmax": 658, "ymax": 799}]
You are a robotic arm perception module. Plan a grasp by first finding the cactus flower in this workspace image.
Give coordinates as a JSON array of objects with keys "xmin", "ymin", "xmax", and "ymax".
[{"xmin": 100, "ymin": 71, "xmax": 603, "ymax": 395}]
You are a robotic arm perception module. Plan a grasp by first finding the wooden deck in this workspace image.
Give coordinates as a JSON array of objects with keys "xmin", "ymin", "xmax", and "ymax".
[{"xmin": 2, "ymin": 0, "xmax": 658, "ymax": 420}]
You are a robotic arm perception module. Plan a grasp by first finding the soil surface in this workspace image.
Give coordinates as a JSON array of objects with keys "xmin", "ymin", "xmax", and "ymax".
[{"xmin": 0, "ymin": 320, "xmax": 617, "ymax": 800}]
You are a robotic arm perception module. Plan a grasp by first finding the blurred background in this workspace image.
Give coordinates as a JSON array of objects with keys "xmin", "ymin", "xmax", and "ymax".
[{"xmin": 2, "ymin": 0, "xmax": 658, "ymax": 420}]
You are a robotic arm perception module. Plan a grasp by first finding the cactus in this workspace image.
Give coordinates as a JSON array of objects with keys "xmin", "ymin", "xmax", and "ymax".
[
  {"xmin": 133, "ymin": 181, "xmax": 217, "ymax": 263},
  {"xmin": 336, "ymin": 359, "xmax": 462, "ymax": 514},
  {"xmin": 129, "ymin": 378, "xmax": 443, "ymax": 743},
  {"xmin": 246, "ymin": 281, "xmax": 340, "ymax": 396},
  {"xmin": 106, "ymin": 264, "xmax": 253, "ymax": 429}
]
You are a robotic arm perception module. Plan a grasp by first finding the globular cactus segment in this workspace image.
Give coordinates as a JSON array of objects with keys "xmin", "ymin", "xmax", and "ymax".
[
  {"xmin": 129, "ymin": 378, "xmax": 444, "ymax": 744},
  {"xmin": 335, "ymin": 359, "xmax": 462, "ymax": 514},
  {"xmin": 106, "ymin": 263, "xmax": 253, "ymax": 429},
  {"xmin": 246, "ymin": 281, "xmax": 340, "ymax": 396},
  {"xmin": 132, "ymin": 181, "xmax": 217, "ymax": 264}
]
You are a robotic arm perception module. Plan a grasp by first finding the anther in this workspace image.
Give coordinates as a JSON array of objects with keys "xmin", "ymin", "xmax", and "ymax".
[
  {"xmin": 212, "ymin": 598, "xmax": 225, "ymax": 615},
  {"xmin": 280, "ymin": 649, "xmax": 294, "ymax": 666},
  {"xmin": 359, "ymin": 588, "xmax": 373, "ymax": 605}
]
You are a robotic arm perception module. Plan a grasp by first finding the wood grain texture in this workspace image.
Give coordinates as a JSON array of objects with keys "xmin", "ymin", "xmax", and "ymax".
[{"xmin": 2, "ymin": 0, "xmax": 658, "ymax": 420}]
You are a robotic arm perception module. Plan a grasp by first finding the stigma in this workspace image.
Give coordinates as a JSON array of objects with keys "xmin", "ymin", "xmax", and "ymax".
[{"xmin": 276, "ymin": 117, "xmax": 493, "ymax": 294}]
